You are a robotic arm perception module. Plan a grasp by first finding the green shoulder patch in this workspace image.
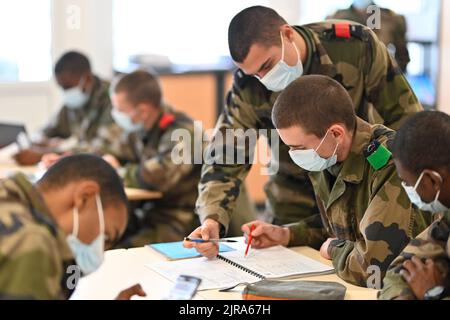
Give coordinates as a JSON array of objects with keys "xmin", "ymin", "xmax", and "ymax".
[{"xmin": 363, "ymin": 140, "xmax": 392, "ymax": 171}]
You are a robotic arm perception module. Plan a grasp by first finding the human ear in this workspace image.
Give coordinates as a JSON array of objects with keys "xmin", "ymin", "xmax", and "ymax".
[
  {"xmin": 329, "ymin": 124, "xmax": 346, "ymax": 144},
  {"xmin": 280, "ymin": 24, "xmax": 294, "ymax": 41},
  {"xmin": 423, "ymin": 169, "xmax": 444, "ymax": 193},
  {"xmin": 73, "ymin": 180, "xmax": 100, "ymax": 213}
]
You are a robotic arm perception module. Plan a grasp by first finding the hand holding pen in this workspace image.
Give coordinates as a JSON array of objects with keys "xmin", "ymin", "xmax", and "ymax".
[{"xmin": 241, "ymin": 220, "xmax": 291, "ymax": 250}]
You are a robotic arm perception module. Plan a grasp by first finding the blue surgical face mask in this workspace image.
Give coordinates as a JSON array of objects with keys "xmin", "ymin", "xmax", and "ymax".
[
  {"xmin": 63, "ymin": 77, "xmax": 89, "ymax": 110},
  {"xmin": 111, "ymin": 108, "xmax": 144, "ymax": 133},
  {"xmin": 66, "ymin": 194, "xmax": 105, "ymax": 275},
  {"xmin": 257, "ymin": 32, "xmax": 304, "ymax": 92},
  {"xmin": 288, "ymin": 129, "xmax": 339, "ymax": 172},
  {"xmin": 402, "ymin": 171, "xmax": 449, "ymax": 214}
]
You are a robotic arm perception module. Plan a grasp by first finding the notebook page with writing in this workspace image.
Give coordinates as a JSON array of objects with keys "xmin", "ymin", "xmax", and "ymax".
[
  {"xmin": 147, "ymin": 244, "xmax": 334, "ymax": 290},
  {"xmin": 219, "ymin": 245, "xmax": 334, "ymax": 279},
  {"xmin": 147, "ymin": 257, "xmax": 261, "ymax": 291}
]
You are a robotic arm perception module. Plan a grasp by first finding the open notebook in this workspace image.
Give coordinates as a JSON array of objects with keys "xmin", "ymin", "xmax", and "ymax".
[{"xmin": 147, "ymin": 244, "xmax": 334, "ymax": 291}]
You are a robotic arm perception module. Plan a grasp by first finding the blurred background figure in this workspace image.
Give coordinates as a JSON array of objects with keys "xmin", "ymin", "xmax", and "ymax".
[{"xmin": 328, "ymin": 0, "xmax": 410, "ymax": 72}]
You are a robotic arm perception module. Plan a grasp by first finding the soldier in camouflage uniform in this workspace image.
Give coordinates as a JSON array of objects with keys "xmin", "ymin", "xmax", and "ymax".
[
  {"xmin": 328, "ymin": 1, "xmax": 410, "ymax": 72},
  {"xmin": 379, "ymin": 111, "xmax": 450, "ymax": 300},
  {"xmin": 241, "ymin": 75, "xmax": 429, "ymax": 287},
  {"xmin": 13, "ymin": 51, "xmax": 116, "ymax": 166},
  {"xmin": 185, "ymin": 6, "xmax": 423, "ymax": 258},
  {"xmin": 0, "ymin": 154, "xmax": 130, "ymax": 299},
  {"xmin": 102, "ymin": 71, "xmax": 202, "ymax": 247}
]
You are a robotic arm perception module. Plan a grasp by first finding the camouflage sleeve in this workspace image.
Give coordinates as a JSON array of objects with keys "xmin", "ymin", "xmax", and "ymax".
[
  {"xmin": 365, "ymin": 29, "xmax": 422, "ymax": 130},
  {"xmin": 0, "ymin": 220, "xmax": 66, "ymax": 299},
  {"xmin": 286, "ymin": 212, "xmax": 329, "ymax": 250},
  {"xmin": 328, "ymin": 164, "xmax": 416, "ymax": 287},
  {"xmin": 379, "ymin": 219, "xmax": 449, "ymax": 300},
  {"xmin": 122, "ymin": 128, "xmax": 195, "ymax": 192},
  {"xmin": 393, "ymin": 15, "xmax": 410, "ymax": 73},
  {"xmin": 41, "ymin": 107, "xmax": 71, "ymax": 140},
  {"xmin": 196, "ymin": 77, "xmax": 264, "ymax": 234}
]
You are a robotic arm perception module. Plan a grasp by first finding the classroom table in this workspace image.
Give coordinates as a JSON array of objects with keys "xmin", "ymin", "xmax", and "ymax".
[
  {"xmin": 0, "ymin": 163, "xmax": 162, "ymax": 201},
  {"xmin": 124, "ymin": 188, "xmax": 162, "ymax": 201},
  {"xmin": 70, "ymin": 241, "xmax": 378, "ymax": 300}
]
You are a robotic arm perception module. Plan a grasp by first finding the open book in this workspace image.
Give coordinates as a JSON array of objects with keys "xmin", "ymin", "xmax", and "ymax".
[{"xmin": 146, "ymin": 241, "xmax": 334, "ymax": 291}]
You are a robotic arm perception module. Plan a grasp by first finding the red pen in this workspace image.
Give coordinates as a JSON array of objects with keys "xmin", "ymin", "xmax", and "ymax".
[{"xmin": 244, "ymin": 224, "xmax": 255, "ymax": 257}]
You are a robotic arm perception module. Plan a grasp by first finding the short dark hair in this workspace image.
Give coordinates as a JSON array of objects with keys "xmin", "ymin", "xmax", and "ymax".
[
  {"xmin": 112, "ymin": 70, "xmax": 162, "ymax": 108},
  {"xmin": 272, "ymin": 75, "xmax": 357, "ymax": 137},
  {"xmin": 389, "ymin": 111, "xmax": 450, "ymax": 175},
  {"xmin": 228, "ymin": 6, "xmax": 287, "ymax": 63},
  {"xmin": 38, "ymin": 154, "xmax": 128, "ymax": 209},
  {"xmin": 54, "ymin": 51, "xmax": 91, "ymax": 76}
]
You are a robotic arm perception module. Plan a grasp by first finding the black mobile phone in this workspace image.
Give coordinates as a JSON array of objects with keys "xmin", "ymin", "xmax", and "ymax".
[{"xmin": 167, "ymin": 275, "xmax": 202, "ymax": 300}]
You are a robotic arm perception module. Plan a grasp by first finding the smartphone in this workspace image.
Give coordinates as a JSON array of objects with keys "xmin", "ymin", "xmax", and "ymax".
[{"xmin": 167, "ymin": 275, "xmax": 202, "ymax": 300}]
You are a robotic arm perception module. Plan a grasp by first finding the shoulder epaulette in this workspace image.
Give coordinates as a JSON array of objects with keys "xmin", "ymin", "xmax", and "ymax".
[
  {"xmin": 159, "ymin": 113, "xmax": 176, "ymax": 130},
  {"xmin": 323, "ymin": 23, "xmax": 370, "ymax": 42}
]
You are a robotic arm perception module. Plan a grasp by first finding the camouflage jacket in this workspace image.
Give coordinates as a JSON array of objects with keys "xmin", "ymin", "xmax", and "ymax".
[
  {"xmin": 113, "ymin": 107, "xmax": 202, "ymax": 232},
  {"xmin": 329, "ymin": 5, "xmax": 410, "ymax": 72},
  {"xmin": 42, "ymin": 75, "xmax": 115, "ymax": 150},
  {"xmin": 196, "ymin": 21, "xmax": 423, "ymax": 234},
  {"xmin": 287, "ymin": 118, "xmax": 430, "ymax": 287},
  {"xmin": 379, "ymin": 211, "xmax": 450, "ymax": 300},
  {"xmin": 0, "ymin": 174, "xmax": 76, "ymax": 300}
]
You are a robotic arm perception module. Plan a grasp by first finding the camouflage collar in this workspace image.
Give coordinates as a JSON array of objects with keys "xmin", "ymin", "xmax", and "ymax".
[
  {"xmin": 309, "ymin": 118, "xmax": 374, "ymax": 210},
  {"xmin": 295, "ymin": 25, "xmax": 339, "ymax": 79},
  {"xmin": 443, "ymin": 210, "xmax": 450, "ymax": 224},
  {"xmin": 10, "ymin": 173, "xmax": 74, "ymax": 260},
  {"xmin": 11, "ymin": 173, "xmax": 55, "ymax": 221},
  {"xmin": 333, "ymin": 118, "xmax": 373, "ymax": 184},
  {"xmin": 84, "ymin": 75, "xmax": 102, "ymax": 110},
  {"xmin": 145, "ymin": 110, "xmax": 165, "ymax": 135},
  {"xmin": 293, "ymin": 26, "xmax": 314, "ymax": 74},
  {"xmin": 145, "ymin": 104, "xmax": 174, "ymax": 132}
]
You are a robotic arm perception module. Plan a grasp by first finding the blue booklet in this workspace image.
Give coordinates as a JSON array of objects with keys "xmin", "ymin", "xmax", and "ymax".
[{"xmin": 149, "ymin": 241, "xmax": 235, "ymax": 260}]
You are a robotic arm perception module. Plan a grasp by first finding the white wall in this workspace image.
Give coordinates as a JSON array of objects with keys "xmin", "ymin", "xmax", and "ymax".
[
  {"xmin": 0, "ymin": 0, "xmax": 113, "ymax": 133},
  {"xmin": 438, "ymin": 0, "xmax": 450, "ymax": 114},
  {"xmin": 52, "ymin": 0, "xmax": 113, "ymax": 80},
  {"xmin": 0, "ymin": 0, "xmax": 448, "ymax": 133},
  {"xmin": 0, "ymin": 82, "xmax": 56, "ymax": 133},
  {"xmin": 269, "ymin": 0, "xmax": 301, "ymax": 23}
]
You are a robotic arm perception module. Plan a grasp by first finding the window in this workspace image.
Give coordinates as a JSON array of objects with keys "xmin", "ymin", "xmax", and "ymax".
[
  {"xmin": 113, "ymin": 0, "xmax": 268, "ymax": 70},
  {"xmin": 299, "ymin": 0, "xmax": 441, "ymax": 107},
  {"xmin": 0, "ymin": 0, "xmax": 52, "ymax": 82}
]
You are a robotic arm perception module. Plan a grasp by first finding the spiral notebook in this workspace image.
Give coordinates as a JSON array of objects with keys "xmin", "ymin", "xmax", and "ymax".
[
  {"xmin": 147, "ymin": 245, "xmax": 334, "ymax": 291},
  {"xmin": 149, "ymin": 241, "xmax": 235, "ymax": 260}
]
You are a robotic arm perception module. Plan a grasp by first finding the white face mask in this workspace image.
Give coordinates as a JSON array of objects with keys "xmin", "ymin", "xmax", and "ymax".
[
  {"xmin": 63, "ymin": 77, "xmax": 89, "ymax": 110},
  {"xmin": 257, "ymin": 32, "xmax": 304, "ymax": 92},
  {"xmin": 111, "ymin": 108, "xmax": 144, "ymax": 133},
  {"xmin": 288, "ymin": 129, "xmax": 339, "ymax": 172},
  {"xmin": 402, "ymin": 171, "xmax": 449, "ymax": 214},
  {"xmin": 66, "ymin": 194, "xmax": 105, "ymax": 275}
]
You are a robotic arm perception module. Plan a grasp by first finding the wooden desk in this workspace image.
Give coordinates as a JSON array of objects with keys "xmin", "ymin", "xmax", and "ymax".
[
  {"xmin": 0, "ymin": 163, "xmax": 162, "ymax": 201},
  {"xmin": 125, "ymin": 188, "xmax": 162, "ymax": 201},
  {"xmin": 70, "ymin": 242, "xmax": 378, "ymax": 300}
]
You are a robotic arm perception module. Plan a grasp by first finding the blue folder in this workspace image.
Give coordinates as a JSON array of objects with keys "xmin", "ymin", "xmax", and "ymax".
[{"xmin": 149, "ymin": 241, "xmax": 235, "ymax": 260}]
